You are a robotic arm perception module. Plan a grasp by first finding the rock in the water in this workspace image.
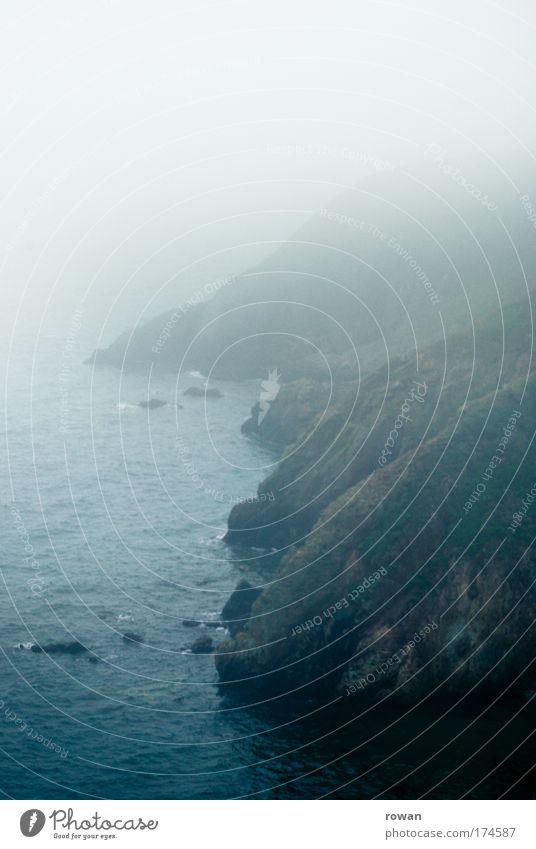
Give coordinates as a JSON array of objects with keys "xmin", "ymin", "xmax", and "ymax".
[
  {"xmin": 183, "ymin": 386, "xmax": 223, "ymax": 398},
  {"xmin": 139, "ymin": 398, "xmax": 167, "ymax": 409},
  {"xmin": 30, "ymin": 641, "xmax": 87, "ymax": 655},
  {"xmin": 122, "ymin": 632, "xmax": 144, "ymax": 644},
  {"xmin": 190, "ymin": 635, "xmax": 214, "ymax": 654},
  {"xmin": 184, "ymin": 618, "xmax": 222, "ymax": 630},
  {"xmin": 221, "ymin": 579, "xmax": 262, "ymax": 637}
]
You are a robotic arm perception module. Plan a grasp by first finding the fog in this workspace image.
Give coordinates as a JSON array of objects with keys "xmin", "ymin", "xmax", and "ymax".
[{"xmin": 1, "ymin": 0, "xmax": 535, "ymax": 346}]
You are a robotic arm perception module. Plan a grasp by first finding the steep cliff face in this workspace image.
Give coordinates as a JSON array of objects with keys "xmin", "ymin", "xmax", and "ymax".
[
  {"xmin": 224, "ymin": 302, "xmax": 532, "ymax": 550},
  {"xmin": 215, "ymin": 307, "xmax": 536, "ymax": 703}
]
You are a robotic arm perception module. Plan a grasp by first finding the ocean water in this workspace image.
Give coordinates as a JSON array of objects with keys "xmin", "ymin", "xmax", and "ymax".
[{"xmin": 0, "ymin": 336, "xmax": 534, "ymax": 800}]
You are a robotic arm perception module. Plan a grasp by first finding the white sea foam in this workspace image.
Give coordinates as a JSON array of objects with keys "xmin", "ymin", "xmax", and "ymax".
[{"xmin": 116, "ymin": 403, "xmax": 139, "ymax": 412}]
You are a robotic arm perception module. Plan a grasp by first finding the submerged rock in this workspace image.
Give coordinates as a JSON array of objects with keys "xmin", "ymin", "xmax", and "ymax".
[
  {"xmin": 139, "ymin": 398, "xmax": 167, "ymax": 409},
  {"xmin": 183, "ymin": 386, "xmax": 223, "ymax": 398},
  {"xmin": 190, "ymin": 635, "xmax": 214, "ymax": 654},
  {"xmin": 30, "ymin": 641, "xmax": 87, "ymax": 655},
  {"xmin": 122, "ymin": 632, "xmax": 144, "ymax": 644}
]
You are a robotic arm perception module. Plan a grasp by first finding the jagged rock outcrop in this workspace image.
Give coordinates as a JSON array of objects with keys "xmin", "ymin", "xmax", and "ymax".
[
  {"xmin": 221, "ymin": 579, "xmax": 262, "ymax": 637},
  {"xmin": 191, "ymin": 635, "xmax": 215, "ymax": 654}
]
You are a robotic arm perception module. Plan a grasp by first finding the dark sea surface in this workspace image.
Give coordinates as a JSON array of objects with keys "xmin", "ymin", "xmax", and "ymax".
[{"xmin": 1, "ymin": 336, "xmax": 534, "ymax": 799}]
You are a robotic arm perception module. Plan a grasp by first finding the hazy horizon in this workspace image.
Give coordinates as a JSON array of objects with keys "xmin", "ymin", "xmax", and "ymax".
[{"xmin": 2, "ymin": 0, "xmax": 536, "ymax": 348}]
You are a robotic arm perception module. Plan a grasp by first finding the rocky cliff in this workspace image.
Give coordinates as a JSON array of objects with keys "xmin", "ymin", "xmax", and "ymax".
[
  {"xmin": 216, "ymin": 304, "xmax": 536, "ymax": 704},
  {"xmin": 89, "ymin": 157, "xmax": 536, "ymax": 707}
]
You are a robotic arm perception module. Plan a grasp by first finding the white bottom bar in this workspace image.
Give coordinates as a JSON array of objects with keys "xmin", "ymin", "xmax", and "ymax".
[{"xmin": 1, "ymin": 800, "xmax": 533, "ymax": 848}]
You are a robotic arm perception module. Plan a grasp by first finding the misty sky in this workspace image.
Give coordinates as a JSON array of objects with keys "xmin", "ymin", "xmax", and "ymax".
[{"xmin": 1, "ymin": 0, "xmax": 535, "ymax": 347}]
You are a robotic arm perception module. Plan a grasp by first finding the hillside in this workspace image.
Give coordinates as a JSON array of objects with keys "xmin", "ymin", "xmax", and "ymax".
[
  {"xmin": 87, "ymin": 157, "xmax": 536, "ymax": 705},
  {"xmin": 87, "ymin": 157, "xmax": 536, "ymax": 382}
]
